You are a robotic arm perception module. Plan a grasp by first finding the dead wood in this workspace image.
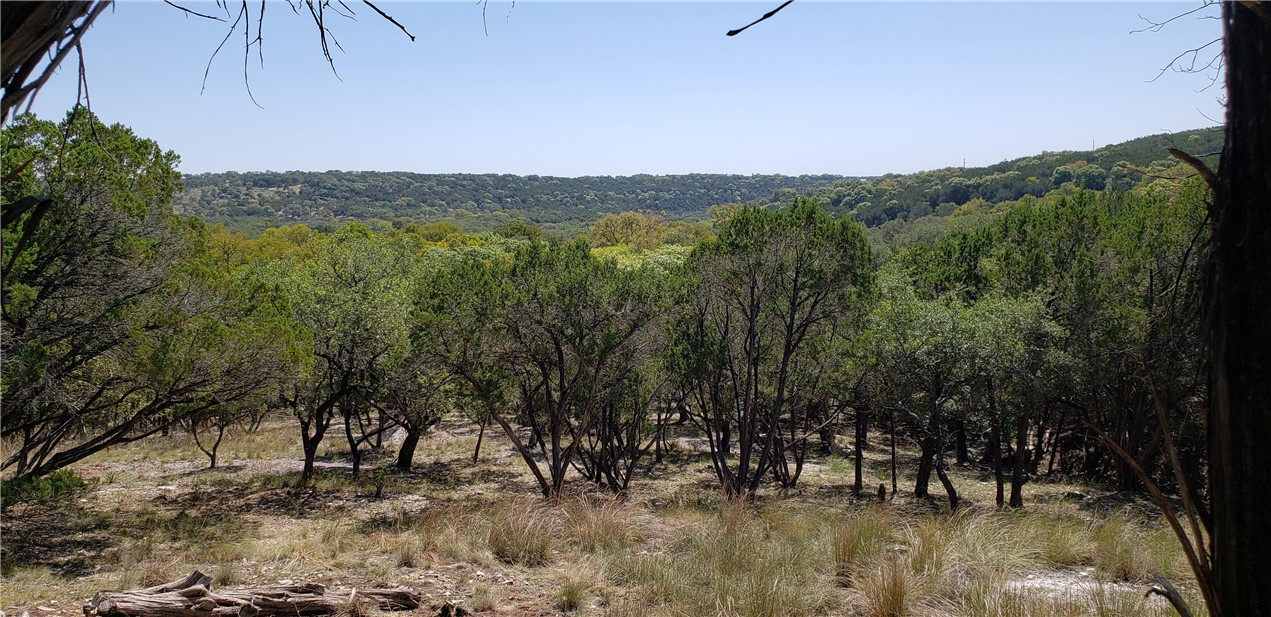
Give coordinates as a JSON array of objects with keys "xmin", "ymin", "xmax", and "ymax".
[
  {"xmin": 1145, "ymin": 573, "xmax": 1195, "ymax": 617},
  {"xmin": 84, "ymin": 570, "xmax": 420, "ymax": 617}
]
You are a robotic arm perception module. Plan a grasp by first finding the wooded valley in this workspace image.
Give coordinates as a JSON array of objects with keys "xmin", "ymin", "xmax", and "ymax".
[{"xmin": 2, "ymin": 110, "xmax": 1219, "ymax": 616}]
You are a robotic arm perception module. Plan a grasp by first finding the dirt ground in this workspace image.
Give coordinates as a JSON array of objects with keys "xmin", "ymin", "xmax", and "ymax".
[{"xmin": 1, "ymin": 417, "xmax": 1184, "ymax": 616}]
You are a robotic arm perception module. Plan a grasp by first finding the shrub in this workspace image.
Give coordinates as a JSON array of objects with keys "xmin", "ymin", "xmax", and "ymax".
[{"xmin": 0, "ymin": 469, "xmax": 92, "ymax": 510}]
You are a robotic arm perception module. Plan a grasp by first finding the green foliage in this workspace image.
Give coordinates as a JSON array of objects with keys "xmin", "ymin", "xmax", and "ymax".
[
  {"xmin": 177, "ymin": 171, "xmax": 846, "ymax": 234},
  {"xmin": 0, "ymin": 469, "xmax": 91, "ymax": 510},
  {"xmin": 763, "ymin": 127, "xmax": 1220, "ymax": 227},
  {"xmin": 588, "ymin": 210, "xmax": 669, "ymax": 252},
  {"xmin": 173, "ymin": 127, "xmax": 1219, "ymax": 237},
  {"xmin": 678, "ymin": 197, "xmax": 874, "ymax": 496},
  {"xmin": 2, "ymin": 111, "xmax": 297, "ymax": 479},
  {"xmin": 894, "ymin": 181, "xmax": 1209, "ymax": 491}
]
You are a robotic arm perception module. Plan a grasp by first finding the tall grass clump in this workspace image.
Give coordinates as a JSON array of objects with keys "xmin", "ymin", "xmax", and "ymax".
[
  {"xmin": 612, "ymin": 502, "xmax": 834, "ymax": 617},
  {"xmin": 564, "ymin": 495, "xmax": 643, "ymax": 553},
  {"xmin": 1009, "ymin": 511, "xmax": 1094, "ymax": 568},
  {"xmin": 833, "ymin": 508, "xmax": 893, "ymax": 583},
  {"xmin": 487, "ymin": 498, "xmax": 557, "ymax": 566},
  {"xmin": 555, "ymin": 573, "xmax": 590, "ymax": 612},
  {"xmin": 1092, "ymin": 515, "xmax": 1157, "ymax": 582},
  {"xmin": 858, "ymin": 555, "xmax": 918, "ymax": 617}
]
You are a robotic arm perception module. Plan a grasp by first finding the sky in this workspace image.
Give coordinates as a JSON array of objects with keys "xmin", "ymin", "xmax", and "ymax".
[{"xmin": 24, "ymin": 1, "xmax": 1225, "ymax": 177}]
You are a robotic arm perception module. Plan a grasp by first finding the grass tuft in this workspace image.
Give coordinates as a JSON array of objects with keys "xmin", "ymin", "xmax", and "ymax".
[
  {"xmin": 833, "ymin": 508, "xmax": 893, "ymax": 583},
  {"xmin": 487, "ymin": 498, "xmax": 557, "ymax": 566},
  {"xmin": 565, "ymin": 495, "xmax": 643, "ymax": 553}
]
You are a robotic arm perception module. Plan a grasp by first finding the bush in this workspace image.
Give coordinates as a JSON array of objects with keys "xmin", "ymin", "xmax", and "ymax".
[{"xmin": 1, "ymin": 470, "xmax": 92, "ymax": 510}]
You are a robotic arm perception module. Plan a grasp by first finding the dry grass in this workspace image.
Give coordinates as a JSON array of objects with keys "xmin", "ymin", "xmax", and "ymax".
[
  {"xmin": 487, "ymin": 497, "xmax": 559, "ymax": 566},
  {"xmin": 833, "ymin": 507, "xmax": 894, "ymax": 582},
  {"xmin": 1, "ymin": 419, "xmax": 1205, "ymax": 617},
  {"xmin": 613, "ymin": 501, "xmax": 838, "ymax": 617},
  {"xmin": 564, "ymin": 495, "xmax": 644, "ymax": 553}
]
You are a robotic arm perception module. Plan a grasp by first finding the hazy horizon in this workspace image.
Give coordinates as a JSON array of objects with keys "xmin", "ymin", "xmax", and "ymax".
[{"xmin": 27, "ymin": 2, "xmax": 1225, "ymax": 177}]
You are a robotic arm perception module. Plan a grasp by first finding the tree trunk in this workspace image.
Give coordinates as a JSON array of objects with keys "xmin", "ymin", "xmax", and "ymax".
[
  {"xmin": 395, "ymin": 429, "xmax": 420, "ymax": 472},
  {"xmin": 935, "ymin": 459, "xmax": 959, "ymax": 511},
  {"xmin": 954, "ymin": 418, "xmax": 969, "ymax": 466},
  {"xmin": 1009, "ymin": 415, "xmax": 1028, "ymax": 508},
  {"xmin": 914, "ymin": 435, "xmax": 935, "ymax": 498},
  {"xmin": 1209, "ymin": 5, "xmax": 1271, "ymax": 616},
  {"xmin": 301, "ymin": 440, "xmax": 319, "ymax": 484},
  {"xmin": 84, "ymin": 571, "xmax": 420, "ymax": 617},
  {"xmin": 343, "ymin": 407, "xmax": 362, "ymax": 477},
  {"xmin": 889, "ymin": 408, "xmax": 898, "ymax": 497},
  {"xmin": 817, "ymin": 399, "xmax": 835, "ymax": 456},
  {"xmin": 853, "ymin": 406, "xmax": 867, "ymax": 494},
  {"xmin": 992, "ymin": 421, "xmax": 1005, "ymax": 508},
  {"xmin": 472, "ymin": 418, "xmax": 486, "ymax": 464}
]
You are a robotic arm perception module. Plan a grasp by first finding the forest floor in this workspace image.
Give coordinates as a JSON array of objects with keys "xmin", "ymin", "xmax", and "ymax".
[{"xmin": 1, "ymin": 418, "xmax": 1203, "ymax": 617}]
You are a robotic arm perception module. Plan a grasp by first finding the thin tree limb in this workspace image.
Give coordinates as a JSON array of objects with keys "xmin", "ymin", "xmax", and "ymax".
[
  {"xmin": 1145, "ymin": 573, "xmax": 1196, "ymax": 617},
  {"xmin": 1082, "ymin": 416, "xmax": 1218, "ymax": 612},
  {"xmin": 1168, "ymin": 147, "xmax": 1219, "ymax": 193},
  {"xmin": 727, "ymin": 0, "xmax": 794, "ymax": 37},
  {"xmin": 363, "ymin": 0, "xmax": 415, "ymax": 41},
  {"xmin": 164, "ymin": 1, "xmax": 226, "ymax": 22}
]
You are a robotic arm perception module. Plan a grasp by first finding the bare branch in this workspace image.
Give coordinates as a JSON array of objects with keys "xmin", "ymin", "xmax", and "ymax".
[
  {"xmin": 163, "ymin": 1, "xmax": 226, "ymax": 22},
  {"xmin": 727, "ymin": 0, "xmax": 794, "ymax": 37},
  {"xmin": 1168, "ymin": 147, "xmax": 1219, "ymax": 193},
  {"xmin": 1148, "ymin": 37, "xmax": 1223, "ymax": 83},
  {"xmin": 328, "ymin": 1, "xmax": 357, "ymax": 20},
  {"xmin": 363, "ymin": 1, "xmax": 416, "ymax": 42},
  {"xmin": 1144, "ymin": 574, "xmax": 1197, "ymax": 617},
  {"xmin": 255, "ymin": 0, "xmax": 266, "ymax": 67},
  {"xmin": 1131, "ymin": 1, "xmax": 1218, "ymax": 34},
  {"xmin": 200, "ymin": 2, "xmax": 246, "ymax": 95},
  {"xmin": 2, "ymin": 1, "xmax": 111, "ymax": 122},
  {"xmin": 241, "ymin": 2, "xmax": 264, "ymax": 109}
]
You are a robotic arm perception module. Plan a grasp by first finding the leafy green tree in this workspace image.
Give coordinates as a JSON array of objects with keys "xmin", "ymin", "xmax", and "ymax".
[
  {"xmin": 869, "ymin": 267, "xmax": 973, "ymax": 510},
  {"xmin": 496, "ymin": 239, "xmax": 665, "ymax": 497},
  {"xmin": 588, "ymin": 210, "xmax": 669, "ymax": 252},
  {"xmin": 963, "ymin": 293, "xmax": 1069, "ymax": 507},
  {"xmin": 676, "ymin": 198, "xmax": 872, "ymax": 499},
  {"xmin": 272, "ymin": 224, "xmax": 412, "ymax": 482},
  {"xmin": 2, "ymin": 112, "xmax": 297, "ymax": 479},
  {"xmin": 1073, "ymin": 164, "xmax": 1108, "ymax": 190}
]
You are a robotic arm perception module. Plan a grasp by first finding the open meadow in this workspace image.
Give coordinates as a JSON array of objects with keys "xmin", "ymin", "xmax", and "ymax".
[{"xmin": 2, "ymin": 416, "xmax": 1201, "ymax": 617}]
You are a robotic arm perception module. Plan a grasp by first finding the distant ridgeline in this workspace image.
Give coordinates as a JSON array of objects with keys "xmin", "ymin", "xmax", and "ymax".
[{"xmin": 176, "ymin": 127, "xmax": 1220, "ymax": 235}]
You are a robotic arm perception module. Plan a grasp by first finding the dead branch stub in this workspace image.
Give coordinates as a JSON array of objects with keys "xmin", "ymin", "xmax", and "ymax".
[{"xmin": 84, "ymin": 571, "xmax": 420, "ymax": 617}]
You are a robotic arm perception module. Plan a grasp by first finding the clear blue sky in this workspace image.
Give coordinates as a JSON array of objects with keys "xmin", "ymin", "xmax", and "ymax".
[{"xmin": 26, "ymin": 1, "xmax": 1224, "ymax": 176}]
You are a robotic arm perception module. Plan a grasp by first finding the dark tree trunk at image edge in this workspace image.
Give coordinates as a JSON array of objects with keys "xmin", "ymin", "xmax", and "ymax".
[{"xmin": 1209, "ymin": 4, "xmax": 1271, "ymax": 616}]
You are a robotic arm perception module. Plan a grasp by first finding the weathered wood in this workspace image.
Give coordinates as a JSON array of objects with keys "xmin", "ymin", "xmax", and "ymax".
[{"xmin": 85, "ymin": 571, "xmax": 420, "ymax": 617}]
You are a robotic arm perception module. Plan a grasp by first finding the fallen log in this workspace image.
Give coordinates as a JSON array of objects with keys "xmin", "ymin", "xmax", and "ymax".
[{"xmin": 84, "ymin": 571, "xmax": 420, "ymax": 617}]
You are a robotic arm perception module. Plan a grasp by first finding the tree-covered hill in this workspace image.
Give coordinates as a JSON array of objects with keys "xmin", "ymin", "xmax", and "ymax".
[
  {"xmin": 176, "ymin": 172, "xmax": 847, "ymax": 235},
  {"xmin": 772, "ymin": 127, "xmax": 1223, "ymax": 225},
  {"xmin": 175, "ymin": 126, "xmax": 1221, "ymax": 234}
]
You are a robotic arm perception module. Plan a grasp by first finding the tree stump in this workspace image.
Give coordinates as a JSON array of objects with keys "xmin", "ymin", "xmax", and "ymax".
[{"xmin": 83, "ymin": 571, "xmax": 420, "ymax": 617}]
